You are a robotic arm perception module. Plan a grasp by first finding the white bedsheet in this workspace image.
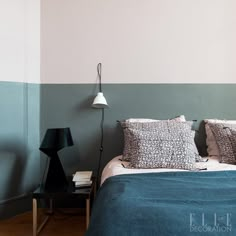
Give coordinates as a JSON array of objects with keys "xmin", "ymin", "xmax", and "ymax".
[{"xmin": 101, "ymin": 155, "xmax": 236, "ymax": 185}]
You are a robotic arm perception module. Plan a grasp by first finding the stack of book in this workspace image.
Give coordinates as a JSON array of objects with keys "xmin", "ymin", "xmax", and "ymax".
[{"xmin": 72, "ymin": 171, "xmax": 92, "ymax": 188}]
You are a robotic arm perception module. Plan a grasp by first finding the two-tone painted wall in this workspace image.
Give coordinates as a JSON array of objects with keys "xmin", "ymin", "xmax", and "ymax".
[
  {"xmin": 0, "ymin": 0, "xmax": 40, "ymax": 218},
  {"xmin": 41, "ymin": 0, "xmax": 236, "ymax": 84},
  {"xmin": 40, "ymin": 0, "xmax": 236, "ymax": 173},
  {"xmin": 1, "ymin": 0, "xmax": 236, "ymax": 218}
]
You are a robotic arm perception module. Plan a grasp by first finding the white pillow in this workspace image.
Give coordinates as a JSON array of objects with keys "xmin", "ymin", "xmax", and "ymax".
[
  {"xmin": 126, "ymin": 118, "xmax": 157, "ymax": 122},
  {"xmin": 205, "ymin": 119, "xmax": 236, "ymax": 157},
  {"xmin": 126, "ymin": 115, "xmax": 186, "ymax": 123}
]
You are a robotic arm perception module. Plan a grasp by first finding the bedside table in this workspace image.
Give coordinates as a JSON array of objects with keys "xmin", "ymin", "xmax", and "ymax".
[{"xmin": 32, "ymin": 176, "xmax": 96, "ymax": 236}]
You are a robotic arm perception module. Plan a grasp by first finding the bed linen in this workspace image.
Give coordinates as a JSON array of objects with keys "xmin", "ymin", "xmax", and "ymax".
[
  {"xmin": 101, "ymin": 155, "xmax": 236, "ymax": 185},
  {"xmin": 86, "ymin": 171, "xmax": 236, "ymax": 236}
]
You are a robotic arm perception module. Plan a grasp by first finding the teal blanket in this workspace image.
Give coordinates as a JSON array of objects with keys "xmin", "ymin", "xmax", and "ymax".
[{"xmin": 86, "ymin": 171, "xmax": 236, "ymax": 236}]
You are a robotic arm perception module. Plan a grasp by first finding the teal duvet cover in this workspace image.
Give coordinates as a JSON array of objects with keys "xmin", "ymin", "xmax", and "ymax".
[{"xmin": 86, "ymin": 171, "xmax": 236, "ymax": 236}]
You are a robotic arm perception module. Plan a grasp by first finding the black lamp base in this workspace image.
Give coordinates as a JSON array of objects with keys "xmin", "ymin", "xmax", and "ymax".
[{"xmin": 44, "ymin": 154, "xmax": 68, "ymax": 192}]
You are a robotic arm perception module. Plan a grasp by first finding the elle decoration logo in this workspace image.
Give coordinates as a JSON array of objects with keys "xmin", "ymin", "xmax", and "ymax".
[{"xmin": 190, "ymin": 213, "xmax": 232, "ymax": 233}]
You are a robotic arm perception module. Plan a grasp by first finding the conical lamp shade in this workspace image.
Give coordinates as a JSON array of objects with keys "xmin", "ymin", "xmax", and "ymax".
[{"xmin": 92, "ymin": 92, "xmax": 108, "ymax": 108}]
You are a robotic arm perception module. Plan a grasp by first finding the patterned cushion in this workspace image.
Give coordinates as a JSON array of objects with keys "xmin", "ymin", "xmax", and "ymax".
[
  {"xmin": 121, "ymin": 121, "xmax": 173, "ymax": 161},
  {"xmin": 127, "ymin": 124, "xmax": 196, "ymax": 170},
  {"xmin": 121, "ymin": 120, "xmax": 200, "ymax": 162},
  {"xmin": 207, "ymin": 123, "xmax": 236, "ymax": 164},
  {"xmin": 227, "ymin": 127, "xmax": 236, "ymax": 160},
  {"xmin": 122, "ymin": 121, "xmax": 161, "ymax": 162},
  {"xmin": 204, "ymin": 119, "xmax": 236, "ymax": 157}
]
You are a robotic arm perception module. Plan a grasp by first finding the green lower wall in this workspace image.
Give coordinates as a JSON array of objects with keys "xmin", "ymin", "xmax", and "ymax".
[
  {"xmin": 1, "ymin": 83, "xmax": 236, "ymax": 218},
  {"xmin": 40, "ymin": 84, "xmax": 236, "ymax": 176},
  {"xmin": 0, "ymin": 82, "xmax": 40, "ymax": 219}
]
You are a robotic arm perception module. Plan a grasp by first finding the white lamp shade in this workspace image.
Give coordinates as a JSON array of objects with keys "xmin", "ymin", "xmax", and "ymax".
[{"xmin": 92, "ymin": 92, "xmax": 108, "ymax": 108}]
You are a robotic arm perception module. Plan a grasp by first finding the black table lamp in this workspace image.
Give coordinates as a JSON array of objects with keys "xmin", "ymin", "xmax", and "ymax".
[{"xmin": 40, "ymin": 128, "xmax": 74, "ymax": 191}]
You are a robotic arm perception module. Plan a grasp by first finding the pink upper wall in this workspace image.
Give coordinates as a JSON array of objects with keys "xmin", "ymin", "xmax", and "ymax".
[
  {"xmin": 41, "ymin": 0, "xmax": 236, "ymax": 84},
  {"xmin": 1, "ymin": 1, "xmax": 235, "ymax": 84}
]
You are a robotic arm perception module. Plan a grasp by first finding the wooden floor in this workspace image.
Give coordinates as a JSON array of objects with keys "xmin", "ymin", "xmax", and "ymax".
[{"xmin": 0, "ymin": 209, "xmax": 86, "ymax": 236}]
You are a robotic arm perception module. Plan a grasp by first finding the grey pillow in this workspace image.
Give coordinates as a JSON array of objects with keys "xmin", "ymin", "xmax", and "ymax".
[
  {"xmin": 207, "ymin": 123, "xmax": 236, "ymax": 164},
  {"xmin": 121, "ymin": 120, "xmax": 200, "ymax": 162},
  {"xmin": 127, "ymin": 125, "xmax": 196, "ymax": 170}
]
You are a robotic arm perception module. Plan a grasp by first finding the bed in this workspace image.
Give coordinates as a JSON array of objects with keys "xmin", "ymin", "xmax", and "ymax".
[
  {"xmin": 86, "ymin": 119, "xmax": 236, "ymax": 236},
  {"xmin": 101, "ymin": 155, "xmax": 236, "ymax": 185}
]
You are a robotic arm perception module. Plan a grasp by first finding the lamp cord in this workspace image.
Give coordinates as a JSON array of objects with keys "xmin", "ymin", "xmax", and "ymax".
[
  {"xmin": 96, "ymin": 108, "xmax": 104, "ymax": 185},
  {"xmin": 97, "ymin": 63, "xmax": 102, "ymax": 92}
]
